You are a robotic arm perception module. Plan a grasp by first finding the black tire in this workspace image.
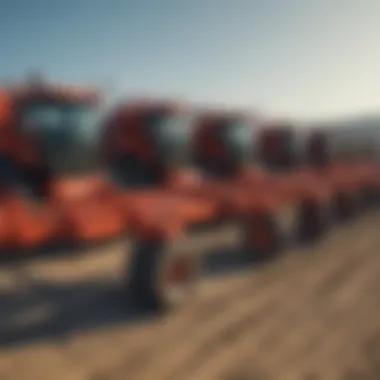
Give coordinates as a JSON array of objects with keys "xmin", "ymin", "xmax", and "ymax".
[
  {"xmin": 296, "ymin": 199, "xmax": 329, "ymax": 242},
  {"xmin": 333, "ymin": 191, "xmax": 358, "ymax": 222},
  {"xmin": 371, "ymin": 186, "xmax": 380, "ymax": 205},
  {"xmin": 242, "ymin": 213, "xmax": 284, "ymax": 260},
  {"xmin": 127, "ymin": 238, "xmax": 201, "ymax": 313},
  {"xmin": 361, "ymin": 185, "xmax": 380, "ymax": 208}
]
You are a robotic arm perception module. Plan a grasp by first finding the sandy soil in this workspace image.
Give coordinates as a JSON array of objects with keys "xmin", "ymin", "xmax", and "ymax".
[{"xmin": 1, "ymin": 212, "xmax": 380, "ymax": 380}]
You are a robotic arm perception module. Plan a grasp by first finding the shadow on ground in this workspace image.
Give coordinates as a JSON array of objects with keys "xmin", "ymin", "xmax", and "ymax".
[
  {"xmin": 0, "ymin": 237, "xmax": 126, "ymax": 265},
  {"xmin": 0, "ymin": 276, "xmax": 153, "ymax": 349},
  {"xmin": 0, "ymin": 244, "xmax": 278, "ymax": 350}
]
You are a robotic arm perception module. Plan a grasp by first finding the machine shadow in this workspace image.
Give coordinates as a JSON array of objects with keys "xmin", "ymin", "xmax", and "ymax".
[
  {"xmin": 0, "ymin": 276, "xmax": 155, "ymax": 350},
  {"xmin": 0, "ymin": 240, "xmax": 301, "ymax": 351},
  {"xmin": 202, "ymin": 247, "xmax": 274, "ymax": 277},
  {"xmin": 0, "ymin": 237, "xmax": 126, "ymax": 265}
]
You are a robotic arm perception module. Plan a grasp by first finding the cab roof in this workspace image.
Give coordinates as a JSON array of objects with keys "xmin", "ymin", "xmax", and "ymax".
[{"xmin": 1, "ymin": 81, "xmax": 100, "ymax": 104}]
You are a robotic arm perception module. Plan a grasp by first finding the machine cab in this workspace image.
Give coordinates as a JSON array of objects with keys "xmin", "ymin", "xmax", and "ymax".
[
  {"xmin": 1, "ymin": 79, "xmax": 102, "ymax": 198},
  {"xmin": 258, "ymin": 123, "xmax": 301, "ymax": 172},
  {"xmin": 258, "ymin": 122, "xmax": 333, "ymax": 172},
  {"xmin": 304, "ymin": 129, "xmax": 332, "ymax": 167},
  {"xmin": 193, "ymin": 112, "xmax": 257, "ymax": 179},
  {"xmin": 102, "ymin": 100, "xmax": 194, "ymax": 188}
]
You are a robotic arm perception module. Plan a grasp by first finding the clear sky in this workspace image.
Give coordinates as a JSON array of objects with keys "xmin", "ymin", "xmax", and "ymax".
[{"xmin": 1, "ymin": 0, "xmax": 379, "ymax": 120}]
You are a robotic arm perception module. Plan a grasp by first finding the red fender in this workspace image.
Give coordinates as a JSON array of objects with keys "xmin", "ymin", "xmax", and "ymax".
[{"xmin": 6, "ymin": 197, "xmax": 63, "ymax": 249}]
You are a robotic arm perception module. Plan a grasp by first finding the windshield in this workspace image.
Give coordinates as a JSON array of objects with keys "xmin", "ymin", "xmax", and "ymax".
[
  {"xmin": 221, "ymin": 118, "xmax": 255, "ymax": 162},
  {"xmin": 144, "ymin": 111, "xmax": 193, "ymax": 165},
  {"xmin": 269, "ymin": 129, "xmax": 302, "ymax": 158},
  {"xmin": 278, "ymin": 130, "xmax": 295, "ymax": 152},
  {"xmin": 227, "ymin": 120, "xmax": 255, "ymax": 145},
  {"xmin": 157, "ymin": 114, "xmax": 192, "ymax": 142},
  {"xmin": 21, "ymin": 102, "xmax": 101, "ymax": 174}
]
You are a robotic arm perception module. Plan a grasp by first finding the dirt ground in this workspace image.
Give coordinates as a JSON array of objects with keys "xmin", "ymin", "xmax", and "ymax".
[{"xmin": 1, "ymin": 211, "xmax": 380, "ymax": 380}]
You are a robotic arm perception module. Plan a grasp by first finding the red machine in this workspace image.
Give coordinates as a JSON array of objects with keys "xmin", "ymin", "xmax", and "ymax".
[
  {"xmin": 101, "ymin": 99, "xmax": 220, "ymax": 311},
  {"xmin": 0, "ymin": 87, "xmax": 219, "ymax": 312},
  {"xmin": 192, "ymin": 114, "xmax": 331, "ymax": 247},
  {"xmin": 0, "ymin": 77, "xmax": 125, "ymax": 250},
  {"xmin": 259, "ymin": 119, "xmax": 380, "ymax": 224},
  {"xmin": 330, "ymin": 125, "xmax": 380, "ymax": 208},
  {"xmin": 103, "ymin": 103, "xmax": 308, "ymax": 310},
  {"xmin": 255, "ymin": 123, "xmax": 341, "ymax": 227},
  {"xmin": 301, "ymin": 126, "xmax": 380, "ymax": 218},
  {"xmin": 103, "ymin": 101, "xmax": 328, "ymax": 309}
]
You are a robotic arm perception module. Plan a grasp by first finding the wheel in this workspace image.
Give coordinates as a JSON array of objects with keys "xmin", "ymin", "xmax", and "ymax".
[
  {"xmin": 371, "ymin": 185, "xmax": 380, "ymax": 205},
  {"xmin": 296, "ymin": 199, "xmax": 329, "ymax": 242},
  {"xmin": 242, "ymin": 212, "xmax": 284, "ymax": 260},
  {"xmin": 127, "ymin": 238, "xmax": 201, "ymax": 313},
  {"xmin": 333, "ymin": 191, "xmax": 358, "ymax": 222},
  {"xmin": 361, "ymin": 185, "xmax": 380, "ymax": 208}
]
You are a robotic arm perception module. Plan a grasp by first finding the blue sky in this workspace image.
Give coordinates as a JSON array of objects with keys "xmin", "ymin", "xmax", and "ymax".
[{"xmin": 1, "ymin": 0, "xmax": 379, "ymax": 119}]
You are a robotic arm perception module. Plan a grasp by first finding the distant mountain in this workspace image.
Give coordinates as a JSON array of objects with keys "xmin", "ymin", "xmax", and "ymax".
[
  {"xmin": 326, "ymin": 114, "xmax": 380, "ymax": 147},
  {"xmin": 309, "ymin": 113, "xmax": 380, "ymax": 134},
  {"xmin": 336, "ymin": 114, "xmax": 380, "ymax": 130}
]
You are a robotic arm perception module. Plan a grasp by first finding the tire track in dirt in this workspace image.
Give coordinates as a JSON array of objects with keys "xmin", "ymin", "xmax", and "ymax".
[
  {"xmin": 116, "ymin": 215, "xmax": 380, "ymax": 380},
  {"xmin": 62, "ymin": 260, "xmax": 296, "ymax": 376},
  {"xmin": 101, "ymin": 244, "xmax": 327, "ymax": 379},
  {"xmin": 223, "ymin": 220, "xmax": 380, "ymax": 380},
  {"xmin": 277, "ymin": 263, "xmax": 380, "ymax": 375},
  {"xmin": 3, "ymin": 246, "xmax": 306, "ymax": 379},
  {"xmin": 269, "ymin": 237, "xmax": 380, "ymax": 366},
  {"xmin": 167, "ymin": 220, "xmax": 380, "ymax": 380},
  {"xmin": 99, "ymin": 267, "xmax": 294, "ymax": 379},
  {"xmin": 106, "ymin": 213, "xmax": 378, "ymax": 375},
  {"xmin": 75, "ymin": 226, "xmax": 349, "ymax": 378},
  {"xmin": 2, "ymin": 213, "xmax": 379, "ymax": 380},
  {"xmin": 177, "ymin": 215, "xmax": 380, "ymax": 378},
  {"xmin": 52, "ymin": 256, "xmax": 282, "ymax": 375},
  {"xmin": 207, "ymin": 290, "xmax": 379, "ymax": 380},
  {"xmin": 272, "ymin": 255, "xmax": 380, "ymax": 379},
  {"xmin": 25, "ymin": 214, "xmax": 375, "ymax": 367},
  {"xmin": 256, "ymin": 240, "xmax": 377, "ymax": 360},
  {"xmin": 221, "ymin": 291, "xmax": 380, "ymax": 380},
  {"xmin": 281, "ymin": 239, "xmax": 380, "ymax": 377},
  {"xmin": 339, "ymin": 298, "xmax": 380, "ymax": 380}
]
